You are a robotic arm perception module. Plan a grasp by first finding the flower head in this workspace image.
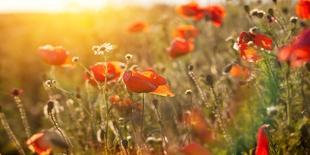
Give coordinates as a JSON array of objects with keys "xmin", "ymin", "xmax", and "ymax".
[
  {"xmin": 296, "ymin": 0, "xmax": 310, "ymax": 19},
  {"xmin": 38, "ymin": 45, "xmax": 71, "ymax": 66},
  {"xmin": 173, "ymin": 25, "xmax": 199, "ymax": 40},
  {"xmin": 204, "ymin": 5, "xmax": 225, "ymax": 27},
  {"xmin": 127, "ymin": 21, "xmax": 148, "ymax": 33},
  {"xmin": 85, "ymin": 61, "xmax": 125, "ymax": 85},
  {"xmin": 255, "ymin": 124, "xmax": 270, "ymax": 155},
  {"xmin": 123, "ymin": 68, "xmax": 174, "ymax": 97},
  {"xmin": 167, "ymin": 38, "xmax": 194, "ymax": 58},
  {"xmin": 278, "ymin": 28, "xmax": 310, "ymax": 67},
  {"xmin": 176, "ymin": 2, "xmax": 204, "ymax": 20}
]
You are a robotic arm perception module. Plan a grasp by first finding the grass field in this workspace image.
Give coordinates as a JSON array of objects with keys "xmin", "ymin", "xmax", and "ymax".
[{"xmin": 0, "ymin": 0, "xmax": 310, "ymax": 155}]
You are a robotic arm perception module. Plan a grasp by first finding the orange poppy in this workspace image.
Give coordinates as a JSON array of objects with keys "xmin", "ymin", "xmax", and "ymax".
[
  {"xmin": 278, "ymin": 28, "xmax": 310, "ymax": 67},
  {"xmin": 127, "ymin": 21, "xmax": 148, "ymax": 33},
  {"xmin": 123, "ymin": 69, "xmax": 174, "ymax": 97},
  {"xmin": 174, "ymin": 25, "xmax": 199, "ymax": 40},
  {"xmin": 167, "ymin": 38, "xmax": 194, "ymax": 58},
  {"xmin": 224, "ymin": 63, "xmax": 251, "ymax": 81},
  {"xmin": 181, "ymin": 142, "xmax": 212, "ymax": 155},
  {"xmin": 26, "ymin": 132, "xmax": 52, "ymax": 155},
  {"xmin": 183, "ymin": 108, "xmax": 215, "ymax": 143},
  {"xmin": 204, "ymin": 5, "xmax": 225, "ymax": 27},
  {"xmin": 85, "ymin": 61, "xmax": 125, "ymax": 85},
  {"xmin": 176, "ymin": 2, "xmax": 204, "ymax": 20},
  {"xmin": 237, "ymin": 32, "xmax": 273, "ymax": 62},
  {"xmin": 38, "ymin": 45, "xmax": 71, "ymax": 66},
  {"xmin": 255, "ymin": 124, "xmax": 269, "ymax": 155},
  {"xmin": 296, "ymin": 0, "xmax": 310, "ymax": 19}
]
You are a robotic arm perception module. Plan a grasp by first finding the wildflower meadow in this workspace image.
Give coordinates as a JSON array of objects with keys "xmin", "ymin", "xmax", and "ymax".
[{"xmin": 0, "ymin": 0, "xmax": 310, "ymax": 155}]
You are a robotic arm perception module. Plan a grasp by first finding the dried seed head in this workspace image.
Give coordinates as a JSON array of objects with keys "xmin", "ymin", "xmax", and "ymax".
[
  {"xmin": 256, "ymin": 10, "xmax": 265, "ymax": 18},
  {"xmin": 244, "ymin": 5, "xmax": 250, "ymax": 14},
  {"xmin": 250, "ymin": 9, "xmax": 259, "ymax": 16},
  {"xmin": 268, "ymin": 8, "xmax": 274, "ymax": 16},
  {"xmin": 289, "ymin": 16, "xmax": 298, "ymax": 24},
  {"xmin": 125, "ymin": 53, "xmax": 133, "ymax": 61},
  {"xmin": 71, "ymin": 56, "xmax": 79, "ymax": 63},
  {"xmin": 11, "ymin": 88, "xmax": 23, "ymax": 97},
  {"xmin": 205, "ymin": 74, "xmax": 214, "ymax": 86},
  {"xmin": 187, "ymin": 64, "xmax": 194, "ymax": 71},
  {"xmin": 249, "ymin": 26, "xmax": 259, "ymax": 34},
  {"xmin": 185, "ymin": 89, "xmax": 192, "ymax": 95},
  {"xmin": 47, "ymin": 100, "xmax": 55, "ymax": 114},
  {"xmin": 44, "ymin": 80, "xmax": 53, "ymax": 88}
]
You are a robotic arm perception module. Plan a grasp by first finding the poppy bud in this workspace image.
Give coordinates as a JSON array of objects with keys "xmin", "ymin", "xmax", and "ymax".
[
  {"xmin": 152, "ymin": 99, "xmax": 159, "ymax": 108},
  {"xmin": 121, "ymin": 139, "xmax": 128, "ymax": 148},
  {"xmin": 205, "ymin": 74, "xmax": 214, "ymax": 87},
  {"xmin": 268, "ymin": 8, "xmax": 274, "ymax": 16},
  {"xmin": 244, "ymin": 5, "xmax": 250, "ymax": 14},
  {"xmin": 272, "ymin": 0, "xmax": 277, "ymax": 4},
  {"xmin": 282, "ymin": 7, "xmax": 288, "ymax": 15},
  {"xmin": 188, "ymin": 64, "xmax": 194, "ymax": 71},
  {"xmin": 289, "ymin": 16, "xmax": 298, "ymax": 24},
  {"xmin": 185, "ymin": 89, "xmax": 192, "ymax": 95},
  {"xmin": 47, "ymin": 100, "xmax": 55, "ymax": 114},
  {"xmin": 11, "ymin": 88, "xmax": 23, "ymax": 97}
]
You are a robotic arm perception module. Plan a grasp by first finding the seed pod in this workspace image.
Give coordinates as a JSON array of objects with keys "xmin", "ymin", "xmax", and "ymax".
[
  {"xmin": 300, "ymin": 21, "xmax": 307, "ymax": 27},
  {"xmin": 268, "ymin": 8, "xmax": 274, "ymax": 16},
  {"xmin": 125, "ymin": 54, "xmax": 133, "ymax": 61},
  {"xmin": 244, "ymin": 5, "xmax": 250, "ymax": 14},
  {"xmin": 11, "ymin": 88, "xmax": 23, "ymax": 97},
  {"xmin": 187, "ymin": 64, "xmax": 194, "ymax": 71},
  {"xmin": 47, "ymin": 100, "xmax": 55, "ymax": 114},
  {"xmin": 289, "ymin": 16, "xmax": 298, "ymax": 24},
  {"xmin": 205, "ymin": 74, "xmax": 214, "ymax": 87},
  {"xmin": 282, "ymin": 7, "xmax": 288, "ymax": 15}
]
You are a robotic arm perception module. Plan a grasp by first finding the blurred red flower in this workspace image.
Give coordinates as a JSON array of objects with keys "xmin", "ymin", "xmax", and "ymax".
[
  {"xmin": 85, "ymin": 61, "xmax": 125, "ymax": 85},
  {"xmin": 278, "ymin": 28, "xmax": 310, "ymax": 67},
  {"xmin": 123, "ymin": 69, "xmax": 174, "ymax": 97},
  {"xmin": 127, "ymin": 21, "xmax": 148, "ymax": 33},
  {"xmin": 26, "ymin": 132, "xmax": 52, "ymax": 155},
  {"xmin": 204, "ymin": 5, "xmax": 225, "ymax": 27},
  {"xmin": 227, "ymin": 63, "xmax": 251, "ymax": 81},
  {"xmin": 237, "ymin": 32, "xmax": 273, "ymax": 62},
  {"xmin": 181, "ymin": 142, "xmax": 212, "ymax": 155},
  {"xmin": 255, "ymin": 124, "xmax": 269, "ymax": 155},
  {"xmin": 167, "ymin": 38, "xmax": 194, "ymax": 58},
  {"xmin": 38, "ymin": 45, "xmax": 71, "ymax": 66},
  {"xmin": 183, "ymin": 108, "xmax": 215, "ymax": 143},
  {"xmin": 176, "ymin": 2, "xmax": 204, "ymax": 20},
  {"xmin": 174, "ymin": 25, "xmax": 199, "ymax": 40},
  {"xmin": 296, "ymin": 0, "xmax": 310, "ymax": 19}
]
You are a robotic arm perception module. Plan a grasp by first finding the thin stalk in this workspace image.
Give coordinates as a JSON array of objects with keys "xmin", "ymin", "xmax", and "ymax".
[
  {"xmin": 0, "ymin": 111, "xmax": 26, "ymax": 155},
  {"xmin": 286, "ymin": 65, "xmax": 291, "ymax": 125},
  {"xmin": 14, "ymin": 96, "xmax": 31, "ymax": 138},
  {"xmin": 141, "ymin": 93, "xmax": 145, "ymax": 134}
]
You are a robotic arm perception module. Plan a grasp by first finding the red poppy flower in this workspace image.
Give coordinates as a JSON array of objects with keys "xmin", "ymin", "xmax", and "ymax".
[
  {"xmin": 167, "ymin": 38, "xmax": 194, "ymax": 58},
  {"xmin": 176, "ymin": 2, "xmax": 204, "ymax": 20},
  {"xmin": 174, "ymin": 25, "xmax": 199, "ymax": 40},
  {"xmin": 204, "ymin": 5, "xmax": 225, "ymax": 27},
  {"xmin": 224, "ymin": 63, "xmax": 251, "ymax": 81},
  {"xmin": 38, "ymin": 45, "xmax": 71, "ymax": 66},
  {"xmin": 181, "ymin": 142, "xmax": 212, "ymax": 155},
  {"xmin": 26, "ymin": 132, "xmax": 52, "ymax": 155},
  {"xmin": 255, "ymin": 124, "xmax": 269, "ymax": 155},
  {"xmin": 127, "ymin": 21, "xmax": 148, "ymax": 33},
  {"xmin": 85, "ymin": 61, "xmax": 125, "ymax": 85},
  {"xmin": 123, "ymin": 69, "xmax": 174, "ymax": 97},
  {"xmin": 183, "ymin": 108, "xmax": 215, "ymax": 143},
  {"xmin": 237, "ymin": 32, "xmax": 273, "ymax": 62},
  {"xmin": 296, "ymin": 0, "xmax": 310, "ymax": 19},
  {"xmin": 278, "ymin": 28, "xmax": 310, "ymax": 67}
]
